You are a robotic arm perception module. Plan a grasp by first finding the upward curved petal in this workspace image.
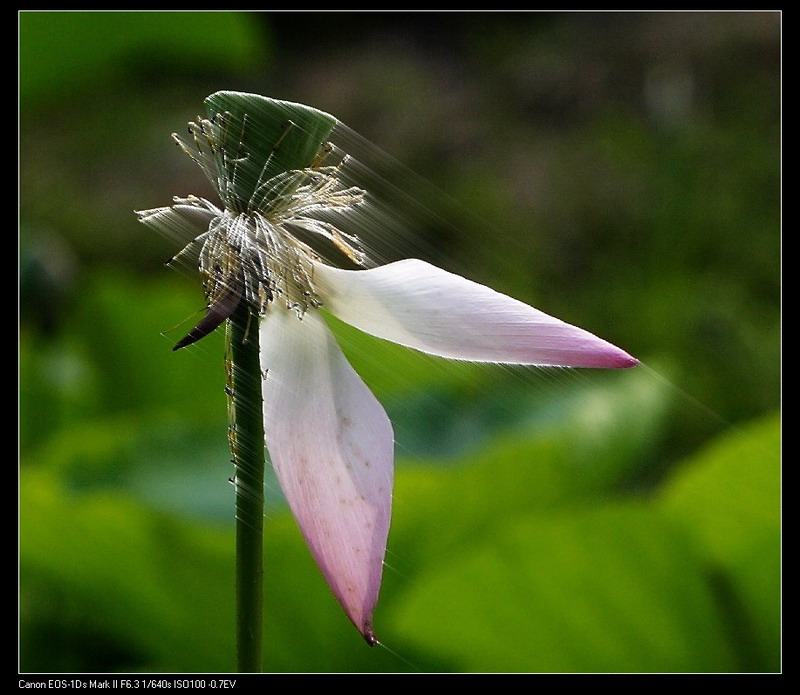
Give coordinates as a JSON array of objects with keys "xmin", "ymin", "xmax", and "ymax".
[
  {"xmin": 260, "ymin": 307, "xmax": 393, "ymax": 644},
  {"xmin": 314, "ymin": 259, "xmax": 637, "ymax": 369}
]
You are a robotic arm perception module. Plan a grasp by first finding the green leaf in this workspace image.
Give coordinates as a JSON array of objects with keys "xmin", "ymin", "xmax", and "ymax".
[
  {"xmin": 659, "ymin": 413, "xmax": 781, "ymax": 671},
  {"xmin": 385, "ymin": 365, "xmax": 670, "ymax": 578},
  {"xmin": 659, "ymin": 413, "xmax": 780, "ymax": 565},
  {"xmin": 19, "ymin": 469, "xmax": 424, "ymax": 673},
  {"xmin": 20, "ymin": 469, "xmax": 236, "ymax": 672},
  {"xmin": 387, "ymin": 504, "xmax": 738, "ymax": 673},
  {"xmin": 68, "ymin": 272, "xmax": 226, "ymax": 423},
  {"xmin": 29, "ymin": 413, "xmax": 236, "ymax": 523},
  {"xmin": 20, "ymin": 12, "xmax": 266, "ymax": 106}
]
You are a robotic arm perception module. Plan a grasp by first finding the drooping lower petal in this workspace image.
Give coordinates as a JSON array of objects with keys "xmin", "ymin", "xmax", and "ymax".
[
  {"xmin": 259, "ymin": 307, "xmax": 394, "ymax": 643},
  {"xmin": 314, "ymin": 259, "xmax": 637, "ymax": 368}
]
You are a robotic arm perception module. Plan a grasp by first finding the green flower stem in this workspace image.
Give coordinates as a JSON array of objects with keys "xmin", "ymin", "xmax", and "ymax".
[
  {"xmin": 205, "ymin": 92, "xmax": 340, "ymax": 672},
  {"xmin": 227, "ymin": 301, "xmax": 266, "ymax": 672}
]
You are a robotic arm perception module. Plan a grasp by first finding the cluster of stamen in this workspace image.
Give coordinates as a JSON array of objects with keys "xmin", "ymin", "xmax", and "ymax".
[{"xmin": 169, "ymin": 112, "xmax": 368, "ymax": 317}]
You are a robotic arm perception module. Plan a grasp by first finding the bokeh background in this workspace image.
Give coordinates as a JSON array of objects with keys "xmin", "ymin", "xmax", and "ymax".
[{"xmin": 19, "ymin": 11, "xmax": 780, "ymax": 673}]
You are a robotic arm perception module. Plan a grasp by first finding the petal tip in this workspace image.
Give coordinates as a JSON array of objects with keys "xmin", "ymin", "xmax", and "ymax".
[
  {"xmin": 587, "ymin": 343, "xmax": 639, "ymax": 369},
  {"xmin": 612, "ymin": 352, "xmax": 639, "ymax": 369},
  {"xmin": 362, "ymin": 624, "xmax": 379, "ymax": 647}
]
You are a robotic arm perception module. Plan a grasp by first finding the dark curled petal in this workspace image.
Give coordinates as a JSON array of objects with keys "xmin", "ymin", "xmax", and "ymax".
[{"xmin": 172, "ymin": 284, "xmax": 243, "ymax": 351}]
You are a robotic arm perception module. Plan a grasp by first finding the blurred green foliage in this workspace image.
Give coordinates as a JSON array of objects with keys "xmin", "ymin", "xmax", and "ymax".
[{"xmin": 19, "ymin": 12, "xmax": 780, "ymax": 673}]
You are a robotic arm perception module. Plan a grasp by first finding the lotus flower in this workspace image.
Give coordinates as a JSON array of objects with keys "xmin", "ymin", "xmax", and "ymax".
[{"xmin": 136, "ymin": 92, "xmax": 637, "ymax": 645}]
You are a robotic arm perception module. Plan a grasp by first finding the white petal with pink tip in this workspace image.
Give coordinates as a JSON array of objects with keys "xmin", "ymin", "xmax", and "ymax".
[
  {"xmin": 260, "ymin": 307, "xmax": 393, "ymax": 643},
  {"xmin": 315, "ymin": 259, "xmax": 638, "ymax": 369}
]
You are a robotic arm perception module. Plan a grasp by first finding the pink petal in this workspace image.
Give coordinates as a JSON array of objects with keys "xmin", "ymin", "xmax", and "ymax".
[
  {"xmin": 260, "ymin": 307, "xmax": 394, "ymax": 644},
  {"xmin": 314, "ymin": 259, "xmax": 637, "ymax": 368}
]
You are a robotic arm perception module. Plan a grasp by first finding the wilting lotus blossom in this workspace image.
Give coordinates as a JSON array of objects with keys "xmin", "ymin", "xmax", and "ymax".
[{"xmin": 136, "ymin": 92, "xmax": 637, "ymax": 645}]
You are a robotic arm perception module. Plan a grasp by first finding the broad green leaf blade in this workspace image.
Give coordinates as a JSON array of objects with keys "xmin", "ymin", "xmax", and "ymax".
[
  {"xmin": 19, "ymin": 469, "xmax": 422, "ymax": 673},
  {"xmin": 20, "ymin": 470, "xmax": 236, "ymax": 672},
  {"xmin": 659, "ymin": 413, "xmax": 781, "ymax": 672},
  {"xmin": 203, "ymin": 91, "xmax": 337, "ymax": 211},
  {"xmin": 387, "ymin": 504, "xmax": 739, "ymax": 673},
  {"xmin": 20, "ymin": 13, "xmax": 266, "ymax": 106},
  {"xmin": 385, "ymin": 365, "xmax": 669, "ymax": 579},
  {"xmin": 659, "ymin": 413, "xmax": 780, "ymax": 565}
]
